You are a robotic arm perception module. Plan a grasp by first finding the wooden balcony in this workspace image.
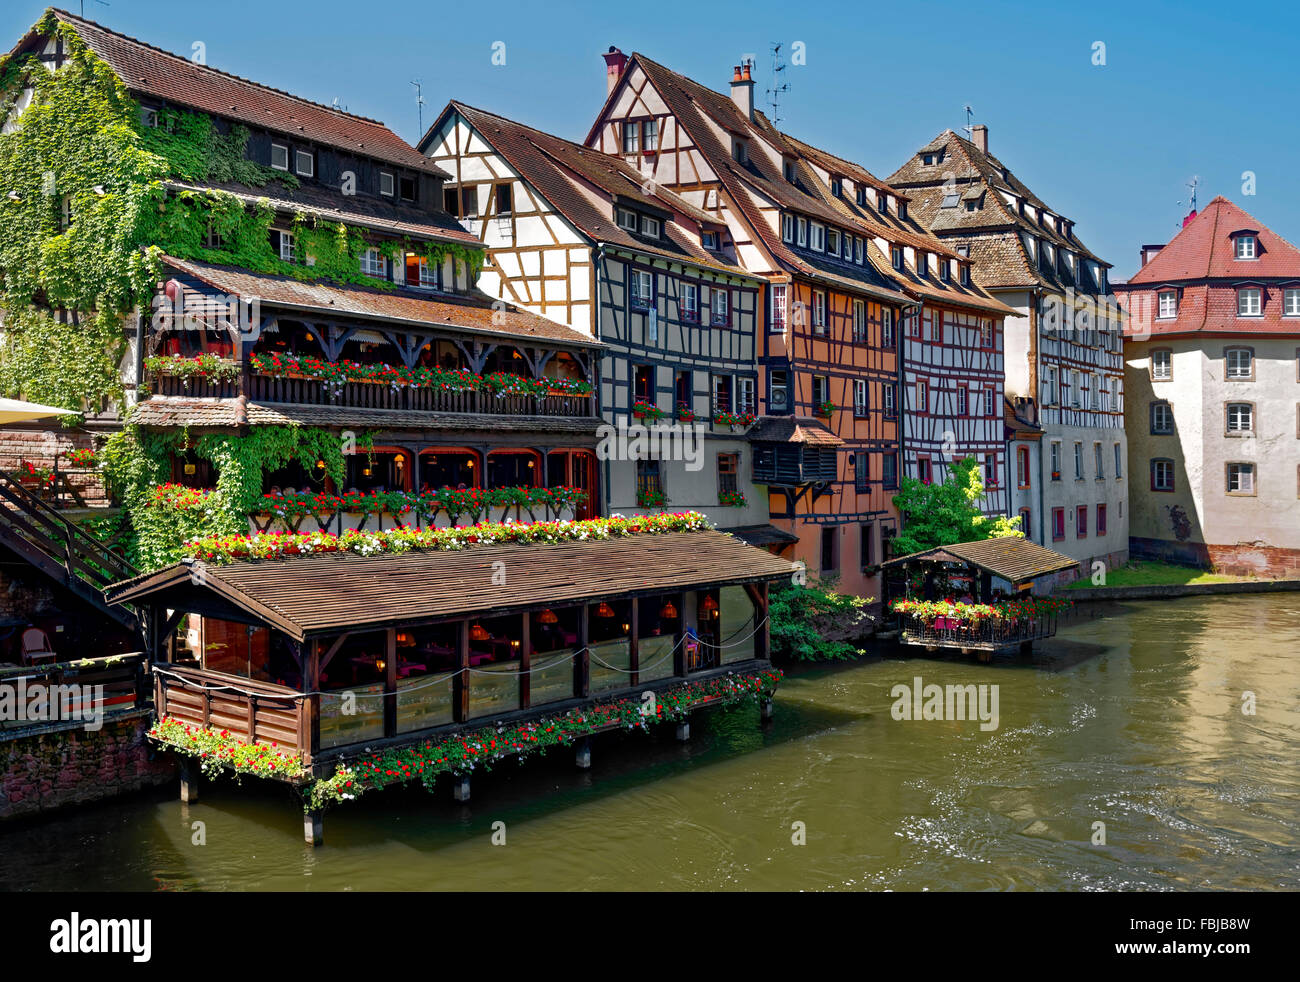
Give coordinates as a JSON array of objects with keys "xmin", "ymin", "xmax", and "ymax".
[
  {"xmin": 0, "ymin": 653, "xmax": 149, "ymax": 735},
  {"xmin": 898, "ymin": 613, "xmax": 1061, "ymax": 653},
  {"xmin": 154, "ymin": 665, "xmax": 308, "ymax": 760},
  {"xmin": 149, "ymin": 372, "xmax": 596, "ymax": 418}
]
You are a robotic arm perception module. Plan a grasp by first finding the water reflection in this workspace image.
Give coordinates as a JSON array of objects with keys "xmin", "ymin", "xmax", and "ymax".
[{"xmin": 0, "ymin": 595, "xmax": 1297, "ymax": 891}]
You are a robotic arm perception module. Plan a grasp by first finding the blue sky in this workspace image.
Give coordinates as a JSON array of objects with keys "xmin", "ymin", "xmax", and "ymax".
[{"xmin": 6, "ymin": 0, "xmax": 1298, "ymax": 279}]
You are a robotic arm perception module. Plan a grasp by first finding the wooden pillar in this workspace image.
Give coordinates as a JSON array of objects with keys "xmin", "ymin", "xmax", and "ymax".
[
  {"xmin": 304, "ymin": 809, "xmax": 323, "ymax": 847},
  {"xmin": 520, "ymin": 613, "xmax": 531, "ymax": 709},
  {"xmin": 455, "ymin": 619, "xmax": 470, "ymax": 723},
  {"xmin": 673, "ymin": 590, "xmax": 689, "ymax": 677},
  {"xmin": 383, "ymin": 627, "xmax": 397, "ymax": 738},
  {"xmin": 305, "ymin": 639, "xmax": 320, "ymax": 763},
  {"xmin": 575, "ymin": 736, "xmax": 591, "ymax": 769},
  {"xmin": 628, "ymin": 597, "xmax": 639, "ymax": 686},
  {"xmin": 575, "ymin": 604, "xmax": 590, "ymax": 698},
  {"xmin": 179, "ymin": 758, "xmax": 198, "ymax": 803},
  {"xmin": 452, "ymin": 773, "xmax": 471, "ymax": 802}
]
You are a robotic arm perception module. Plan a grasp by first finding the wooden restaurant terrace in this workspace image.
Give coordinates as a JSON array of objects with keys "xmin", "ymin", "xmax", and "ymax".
[{"xmin": 104, "ymin": 526, "xmax": 793, "ymax": 842}]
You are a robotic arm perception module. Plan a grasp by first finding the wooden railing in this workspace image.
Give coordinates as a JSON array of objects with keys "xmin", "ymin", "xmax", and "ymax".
[
  {"xmin": 0, "ymin": 469, "xmax": 141, "ymax": 634},
  {"xmin": 151, "ymin": 371, "xmax": 595, "ymax": 417},
  {"xmin": 154, "ymin": 664, "xmax": 307, "ymax": 757},
  {"xmin": 0, "ymin": 652, "xmax": 148, "ymax": 732},
  {"xmin": 898, "ymin": 613, "xmax": 1060, "ymax": 651}
]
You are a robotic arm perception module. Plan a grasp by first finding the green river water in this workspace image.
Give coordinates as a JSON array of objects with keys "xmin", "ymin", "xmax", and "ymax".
[{"xmin": 1, "ymin": 594, "xmax": 1297, "ymax": 891}]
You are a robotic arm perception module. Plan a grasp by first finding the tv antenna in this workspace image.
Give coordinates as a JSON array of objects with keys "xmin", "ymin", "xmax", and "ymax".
[
  {"xmin": 412, "ymin": 79, "xmax": 427, "ymax": 136},
  {"xmin": 962, "ymin": 104, "xmax": 974, "ymax": 139},
  {"xmin": 765, "ymin": 43, "xmax": 790, "ymax": 125}
]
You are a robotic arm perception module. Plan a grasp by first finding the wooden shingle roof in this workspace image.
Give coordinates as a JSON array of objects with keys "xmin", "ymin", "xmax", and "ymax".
[
  {"xmin": 881, "ymin": 537, "xmax": 1077, "ymax": 584},
  {"xmin": 105, "ymin": 529, "xmax": 794, "ymax": 640}
]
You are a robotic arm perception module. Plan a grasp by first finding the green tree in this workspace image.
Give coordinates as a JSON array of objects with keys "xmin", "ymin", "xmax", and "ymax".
[
  {"xmin": 768, "ymin": 580, "xmax": 870, "ymax": 662},
  {"xmin": 889, "ymin": 456, "xmax": 1023, "ymax": 557}
]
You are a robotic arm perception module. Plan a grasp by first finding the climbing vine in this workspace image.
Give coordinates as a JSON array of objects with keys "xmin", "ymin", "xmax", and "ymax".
[
  {"xmin": 100, "ymin": 423, "xmax": 347, "ymax": 570},
  {"xmin": 0, "ymin": 13, "xmax": 484, "ymax": 417}
]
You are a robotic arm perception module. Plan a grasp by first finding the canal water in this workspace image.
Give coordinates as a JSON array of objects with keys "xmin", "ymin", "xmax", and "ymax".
[{"xmin": 1, "ymin": 594, "xmax": 1297, "ymax": 891}]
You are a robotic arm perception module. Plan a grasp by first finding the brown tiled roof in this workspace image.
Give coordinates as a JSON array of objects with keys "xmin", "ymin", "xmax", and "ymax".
[
  {"xmin": 611, "ymin": 55, "xmax": 909, "ymax": 305},
  {"xmin": 34, "ymin": 9, "xmax": 443, "ymax": 176},
  {"xmin": 863, "ymin": 241, "xmax": 1013, "ymax": 316},
  {"xmin": 1003, "ymin": 397, "xmax": 1043, "ymax": 440},
  {"xmin": 161, "ymin": 257, "xmax": 601, "ymax": 349},
  {"xmin": 887, "ymin": 129, "xmax": 1110, "ymax": 292},
  {"xmin": 881, "ymin": 537, "xmax": 1077, "ymax": 583},
  {"xmin": 106, "ymin": 529, "xmax": 794, "ymax": 639},
  {"xmin": 728, "ymin": 524, "xmax": 800, "ymax": 547},
  {"xmin": 165, "ymin": 181, "xmax": 478, "ymax": 247},
  {"xmin": 429, "ymin": 102, "xmax": 754, "ymax": 278},
  {"xmin": 748, "ymin": 415, "xmax": 844, "ymax": 447},
  {"xmin": 128, "ymin": 398, "xmax": 602, "ymax": 434}
]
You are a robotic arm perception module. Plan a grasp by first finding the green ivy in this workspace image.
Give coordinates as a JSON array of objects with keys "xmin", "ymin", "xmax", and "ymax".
[{"xmin": 100, "ymin": 423, "xmax": 347, "ymax": 570}]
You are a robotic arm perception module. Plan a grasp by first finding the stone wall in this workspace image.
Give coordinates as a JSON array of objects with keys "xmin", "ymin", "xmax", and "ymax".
[
  {"xmin": 0, "ymin": 712, "xmax": 176, "ymax": 821},
  {"xmin": 1129, "ymin": 536, "xmax": 1300, "ymax": 578}
]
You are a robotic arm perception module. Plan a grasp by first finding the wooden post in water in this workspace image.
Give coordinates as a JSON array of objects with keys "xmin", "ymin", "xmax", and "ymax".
[
  {"xmin": 575, "ymin": 736, "xmax": 591, "ymax": 769},
  {"xmin": 304, "ymin": 809, "xmax": 323, "ymax": 846},
  {"xmin": 179, "ymin": 758, "xmax": 198, "ymax": 803}
]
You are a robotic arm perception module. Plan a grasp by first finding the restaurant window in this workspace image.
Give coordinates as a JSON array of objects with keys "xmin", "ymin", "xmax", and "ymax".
[
  {"xmin": 717, "ymin": 453, "xmax": 738, "ymax": 495},
  {"xmin": 1076, "ymin": 505, "xmax": 1088, "ymax": 538},
  {"xmin": 633, "ymin": 364, "xmax": 654, "ymax": 402},
  {"xmin": 820, "ymin": 527, "xmax": 837, "ymax": 573},
  {"xmin": 1151, "ymin": 458, "xmax": 1175, "ymax": 492},
  {"xmin": 1051, "ymin": 507, "xmax": 1065, "ymax": 541}
]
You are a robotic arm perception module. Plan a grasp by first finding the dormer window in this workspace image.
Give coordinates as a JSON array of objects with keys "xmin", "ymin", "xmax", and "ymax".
[
  {"xmin": 733, "ymin": 138, "xmax": 748, "ymax": 164},
  {"xmin": 916, "ymin": 252, "xmax": 927, "ymax": 278},
  {"xmin": 856, "ymin": 187, "xmax": 867, "ymax": 206},
  {"xmin": 641, "ymin": 215, "xmax": 661, "ymax": 238},
  {"xmin": 960, "ymin": 264, "xmax": 971, "ymax": 286},
  {"xmin": 796, "ymin": 217, "xmax": 807, "ymax": 247},
  {"xmin": 400, "ymin": 175, "xmax": 417, "ymax": 202},
  {"xmin": 783, "ymin": 159, "xmax": 797, "ymax": 183},
  {"xmin": 809, "ymin": 222, "xmax": 825, "ymax": 251},
  {"xmin": 827, "ymin": 228, "xmax": 840, "ymax": 255},
  {"xmin": 617, "ymin": 207, "xmax": 638, "ymax": 232},
  {"xmin": 897, "ymin": 201, "xmax": 908, "ymax": 221},
  {"xmin": 140, "ymin": 106, "xmax": 159, "ymax": 128},
  {"xmin": 922, "ymin": 153, "xmax": 936, "ymax": 166},
  {"xmin": 877, "ymin": 193, "xmax": 889, "ymax": 215},
  {"xmin": 891, "ymin": 245, "xmax": 903, "ymax": 270},
  {"xmin": 295, "ymin": 149, "xmax": 314, "ymax": 178},
  {"xmin": 1237, "ymin": 287, "xmax": 1262, "ymax": 317},
  {"xmin": 270, "ymin": 142, "xmax": 289, "ymax": 171},
  {"xmin": 781, "ymin": 214, "xmax": 794, "ymax": 243},
  {"xmin": 830, "ymin": 177, "xmax": 842, "ymax": 197},
  {"xmin": 380, "ymin": 172, "xmax": 395, "ymax": 197},
  {"xmin": 702, "ymin": 229, "xmax": 719, "ymax": 250},
  {"xmin": 360, "ymin": 247, "xmax": 385, "ymax": 278},
  {"xmin": 1235, "ymin": 234, "xmax": 1258, "ymax": 259},
  {"xmin": 854, "ymin": 238, "xmax": 864, "ymax": 264},
  {"xmin": 939, "ymin": 260, "xmax": 950, "ymax": 283},
  {"xmin": 1158, "ymin": 290, "xmax": 1178, "ymax": 319}
]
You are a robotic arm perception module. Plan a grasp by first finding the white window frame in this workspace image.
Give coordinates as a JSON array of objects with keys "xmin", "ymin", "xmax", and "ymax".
[
  {"xmin": 853, "ymin": 379, "xmax": 868, "ymax": 416},
  {"xmin": 1226, "ymin": 402, "xmax": 1253, "ymax": 432},
  {"xmin": 1158, "ymin": 290, "xmax": 1177, "ymax": 319},
  {"xmin": 1227, "ymin": 462, "xmax": 1255, "ymax": 493},
  {"xmin": 983, "ymin": 388, "xmax": 994, "ymax": 416},
  {"xmin": 1151, "ymin": 349, "xmax": 1172, "ymax": 381},
  {"xmin": 852, "ymin": 300, "xmax": 866, "ymax": 342},
  {"xmin": 796, "ymin": 217, "xmax": 807, "ymax": 247},
  {"xmin": 360, "ymin": 247, "xmax": 385, "ymax": 278},
  {"xmin": 882, "ymin": 308, "xmax": 895, "ymax": 348},
  {"xmin": 812, "ymin": 290, "xmax": 827, "ymax": 333},
  {"xmin": 641, "ymin": 215, "xmax": 661, "ymax": 238},
  {"xmin": 617, "ymin": 208, "xmax": 638, "ymax": 232},
  {"xmin": 1238, "ymin": 287, "xmax": 1262, "ymax": 317},
  {"xmin": 275, "ymin": 229, "xmax": 296, "ymax": 262},
  {"xmin": 711, "ymin": 288, "xmax": 729, "ymax": 326},
  {"xmin": 1226, "ymin": 348, "xmax": 1253, "ymax": 379},
  {"xmin": 770, "ymin": 284, "xmax": 787, "ymax": 333},
  {"xmin": 380, "ymin": 172, "xmax": 395, "ymax": 197},
  {"xmin": 827, "ymin": 228, "xmax": 840, "ymax": 256},
  {"xmin": 682, "ymin": 282, "xmax": 699, "ymax": 321},
  {"xmin": 809, "ymin": 222, "xmax": 825, "ymax": 252},
  {"xmin": 782, "ymin": 214, "xmax": 795, "ymax": 243},
  {"xmin": 295, "ymin": 149, "xmax": 314, "ymax": 177},
  {"xmin": 631, "ymin": 270, "xmax": 654, "ymax": 311},
  {"xmin": 736, "ymin": 377, "xmax": 755, "ymax": 414},
  {"xmin": 1285, "ymin": 288, "xmax": 1300, "ymax": 317},
  {"xmin": 270, "ymin": 142, "xmax": 289, "ymax": 171},
  {"xmin": 1235, "ymin": 235, "xmax": 1257, "ymax": 259}
]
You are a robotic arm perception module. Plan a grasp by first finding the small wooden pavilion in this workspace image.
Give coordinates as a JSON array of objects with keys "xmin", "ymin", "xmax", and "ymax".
[
  {"xmin": 881, "ymin": 537, "xmax": 1078, "ymax": 658},
  {"xmin": 105, "ymin": 528, "xmax": 792, "ymax": 841}
]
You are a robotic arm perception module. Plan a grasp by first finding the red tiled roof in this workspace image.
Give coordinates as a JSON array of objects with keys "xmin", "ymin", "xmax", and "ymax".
[
  {"xmin": 35, "ymin": 9, "xmax": 443, "ymax": 177},
  {"xmin": 748, "ymin": 415, "xmax": 845, "ymax": 447},
  {"xmin": 1126, "ymin": 196, "xmax": 1300, "ymax": 284},
  {"xmin": 428, "ymin": 102, "xmax": 753, "ymax": 278},
  {"xmin": 161, "ymin": 256, "xmax": 601, "ymax": 349}
]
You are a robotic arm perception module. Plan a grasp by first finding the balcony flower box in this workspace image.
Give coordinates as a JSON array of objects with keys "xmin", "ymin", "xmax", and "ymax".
[
  {"xmin": 632, "ymin": 401, "xmax": 666, "ymax": 421},
  {"xmin": 636, "ymin": 489, "xmax": 668, "ymax": 508},
  {"xmin": 675, "ymin": 403, "xmax": 697, "ymax": 422},
  {"xmin": 815, "ymin": 401, "xmax": 836, "ymax": 418},
  {"xmin": 718, "ymin": 491, "xmax": 746, "ymax": 507},
  {"xmin": 713, "ymin": 410, "xmax": 757, "ymax": 429}
]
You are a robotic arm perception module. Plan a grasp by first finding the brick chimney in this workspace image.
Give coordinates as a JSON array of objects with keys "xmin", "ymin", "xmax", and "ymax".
[
  {"xmin": 971, "ymin": 124, "xmax": 988, "ymax": 153},
  {"xmin": 603, "ymin": 46, "xmax": 627, "ymax": 98},
  {"xmin": 730, "ymin": 61, "xmax": 754, "ymax": 121}
]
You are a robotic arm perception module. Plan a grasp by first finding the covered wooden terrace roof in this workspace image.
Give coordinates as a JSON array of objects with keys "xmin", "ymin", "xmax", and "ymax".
[
  {"xmin": 880, "ymin": 537, "xmax": 1078, "ymax": 584},
  {"xmin": 104, "ymin": 530, "xmax": 794, "ymax": 642}
]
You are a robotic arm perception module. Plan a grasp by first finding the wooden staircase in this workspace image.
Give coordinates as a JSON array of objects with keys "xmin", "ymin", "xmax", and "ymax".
[{"xmin": 0, "ymin": 468, "xmax": 141, "ymax": 638}]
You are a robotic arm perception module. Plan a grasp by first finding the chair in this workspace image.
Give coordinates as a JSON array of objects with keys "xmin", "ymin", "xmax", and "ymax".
[{"xmin": 20, "ymin": 627, "xmax": 56, "ymax": 666}]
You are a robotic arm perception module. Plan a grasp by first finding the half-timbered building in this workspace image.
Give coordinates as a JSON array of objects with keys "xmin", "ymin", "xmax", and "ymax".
[
  {"xmin": 779, "ymin": 135, "xmax": 1014, "ymax": 518},
  {"xmin": 888, "ymin": 126, "xmax": 1128, "ymax": 581},
  {"xmin": 585, "ymin": 51, "xmax": 914, "ymax": 596},
  {"xmin": 419, "ymin": 102, "xmax": 772, "ymax": 533}
]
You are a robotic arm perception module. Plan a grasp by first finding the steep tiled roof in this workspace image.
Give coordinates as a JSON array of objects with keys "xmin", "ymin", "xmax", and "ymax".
[
  {"xmin": 427, "ymin": 102, "xmax": 753, "ymax": 278},
  {"xmin": 748, "ymin": 415, "xmax": 844, "ymax": 447},
  {"xmin": 31, "ymin": 9, "xmax": 443, "ymax": 176},
  {"xmin": 165, "ymin": 181, "xmax": 478, "ymax": 246},
  {"xmin": 1003, "ymin": 397, "xmax": 1042, "ymax": 440},
  {"xmin": 887, "ymin": 129, "xmax": 1109, "ymax": 293},
  {"xmin": 614, "ymin": 54, "xmax": 909, "ymax": 305},
  {"xmin": 1126, "ymin": 197, "xmax": 1300, "ymax": 284},
  {"xmin": 129, "ymin": 398, "xmax": 602, "ymax": 433},
  {"xmin": 161, "ymin": 256, "xmax": 601, "ymax": 349}
]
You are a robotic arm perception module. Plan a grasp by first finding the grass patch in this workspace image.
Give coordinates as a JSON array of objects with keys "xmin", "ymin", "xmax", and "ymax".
[{"xmin": 1065, "ymin": 560, "xmax": 1250, "ymax": 589}]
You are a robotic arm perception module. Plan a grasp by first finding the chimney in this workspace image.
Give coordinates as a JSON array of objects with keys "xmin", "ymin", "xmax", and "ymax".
[
  {"xmin": 1140, "ymin": 244, "xmax": 1166, "ymax": 268},
  {"xmin": 730, "ymin": 61, "xmax": 754, "ymax": 121},
  {"xmin": 603, "ymin": 46, "xmax": 627, "ymax": 98},
  {"xmin": 971, "ymin": 124, "xmax": 988, "ymax": 153}
]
